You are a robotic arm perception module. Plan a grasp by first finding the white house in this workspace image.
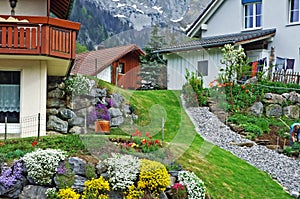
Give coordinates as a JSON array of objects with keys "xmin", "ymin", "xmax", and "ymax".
[
  {"xmin": 0, "ymin": 0, "xmax": 80, "ymax": 137},
  {"xmin": 157, "ymin": 0, "xmax": 300, "ymax": 90}
]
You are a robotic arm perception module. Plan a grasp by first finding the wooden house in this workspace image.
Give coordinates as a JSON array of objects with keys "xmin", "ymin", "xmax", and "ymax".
[{"xmin": 72, "ymin": 44, "xmax": 145, "ymax": 89}]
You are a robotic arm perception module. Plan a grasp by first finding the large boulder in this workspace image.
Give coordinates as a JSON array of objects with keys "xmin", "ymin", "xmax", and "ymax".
[
  {"xmin": 111, "ymin": 93, "xmax": 124, "ymax": 108},
  {"xmin": 283, "ymin": 105, "xmax": 299, "ymax": 119},
  {"xmin": 263, "ymin": 93, "xmax": 285, "ymax": 105},
  {"xmin": 68, "ymin": 117, "xmax": 85, "ymax": 127},
  {"xmin": 47, "ymin": 116, "xmax": 68, "ymax": 133},
  {"xmin": 68, "ymin": 157, "xmax": 86, "ymax": 176},
  {"xmin": 265, "ymin": 104, "xmax": 282, "ymax": 117},
  {"xmin": 19, "ymin": 185, "xmax": 48, "ymax": 199},
  {"xmin": 288, "ymin": 91, "xmax": 300, "ymax": 103},
  {"xmin": 69, "ymin": 126, "xmax": 85, "ymax": 134},
  {"xmin": 47, "ymin": 98, "xmax": 66, "ymax": 108},
  {"xmin": 108, "ymin": 108, "xmax": 123, "ymax": 118},
  {"xmin": 249, "ymin": 101, "xmax": 264, "ymax": 117},
  {"xmin": 48, "ymin": 88, "xmax": 65, "ymax": 99},
  {"xmin": 59, "ymin": 108, "xmax": 76, "ymax": 120},
  {"xmin": 72, "ymin": 175, "xmax": 87, "ymax": 193},
  {"xmin": 110, "ymin": 116, "xmax": 124, "ymax": 127}
]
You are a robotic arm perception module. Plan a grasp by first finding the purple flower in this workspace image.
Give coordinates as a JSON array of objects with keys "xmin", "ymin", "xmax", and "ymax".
[
  {"xmin": 0, "ymin": 160, "xmax": 24, "ymax": 188},
  {"xmin": 56, "ymin": 161, "xmax": 67, "ymax": 175},
  {"xmin": 89, "ymin": 103, "xmax": 110, "ymax": 122}
]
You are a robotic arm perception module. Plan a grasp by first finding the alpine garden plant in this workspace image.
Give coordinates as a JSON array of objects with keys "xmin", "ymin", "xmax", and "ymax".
[
  {"xmin": 0, "ymin": 159, "xmax": 24, "ymax": 188},
  {"xmin": 104, "ymin": 153, "xmax": 140, "ymax": 191},
  {"xmin": 22, "ymin": 148, "xmax": 67, "ymax": 185},
  {"xmin": 178, "ymin": 171, "xmax": 206, "ymax": 199}
]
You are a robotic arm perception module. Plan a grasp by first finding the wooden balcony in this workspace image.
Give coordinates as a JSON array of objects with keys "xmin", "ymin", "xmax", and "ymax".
[{"xmin": 0, "ymin": 16, "xmax": 80, "ymax": 60}]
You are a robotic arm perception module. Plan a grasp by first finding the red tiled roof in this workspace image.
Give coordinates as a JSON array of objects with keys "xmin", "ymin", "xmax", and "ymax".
[{"xmin": 71, "ymin": 44, "xmax": 145, "ymax": 76}]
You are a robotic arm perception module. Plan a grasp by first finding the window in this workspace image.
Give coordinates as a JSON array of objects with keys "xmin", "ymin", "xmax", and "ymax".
[
  {"xmin": 118, "ymin": 63, "xmax": 125, "ymax": 74},
  {"xmin": 244, "ymin": 2, "xmax": 262, "ymax": 29},
  {"xmin": 0, "ymin": 71, "xmax": 20, "ymax": 123},
  {"xmin": 290, "ymin": 0, "xmax": 300, "ymax": 23},
  {"xmin": 197, "ymin": 61, "xmax": 208, "ymax": 76}
]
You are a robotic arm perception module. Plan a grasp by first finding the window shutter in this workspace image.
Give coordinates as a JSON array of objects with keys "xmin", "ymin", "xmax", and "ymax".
[{"xmin": 242, "ymin": 0, "xmax": 262, "ymax": 4}]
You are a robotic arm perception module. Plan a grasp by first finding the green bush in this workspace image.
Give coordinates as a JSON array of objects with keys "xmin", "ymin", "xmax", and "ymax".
[
  {"xmin": 241, "ymin": 123, "xmax": 263, "ymax": 136},
  {"xmin": 182, "ymin": 69, "xmax": 208, "ymax": 107}
]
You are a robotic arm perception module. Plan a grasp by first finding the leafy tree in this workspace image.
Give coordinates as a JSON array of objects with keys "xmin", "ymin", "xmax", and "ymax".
[
  {"xmin": 76, "ymin": 42, "xmax": 88, "ymax": 54},
  {"xmin": 138, "ymin": 25, "xmax": 167, "ymax": 89}
]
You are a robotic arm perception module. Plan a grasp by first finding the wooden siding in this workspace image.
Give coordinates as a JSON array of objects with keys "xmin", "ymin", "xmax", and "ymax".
[
  {"xmin": 0, "ymin": 16, "xmax": 80, "ymax": 60},
  {"xmin": 111, "ymin": 52, "xmax": 141, "ymax": 89}
]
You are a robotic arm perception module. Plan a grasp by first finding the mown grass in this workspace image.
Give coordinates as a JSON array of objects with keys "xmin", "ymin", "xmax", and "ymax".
[{"xmin": 0, "ymin": 88, "xmax": 292, "ymax": 199}]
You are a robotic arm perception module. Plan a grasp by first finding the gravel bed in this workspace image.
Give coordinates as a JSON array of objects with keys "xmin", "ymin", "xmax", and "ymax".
[{"xmin": 185, "ymin": 106, "xmax": 300, "ymax": 196}]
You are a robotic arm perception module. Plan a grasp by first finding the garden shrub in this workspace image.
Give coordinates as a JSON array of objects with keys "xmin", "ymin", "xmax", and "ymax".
[
  {"xmin": 137, "ymin": 159, "xmax": 170, "ymax": 197},
  {"xmin": 65, "ymin": 74, "xmax": 92, "ymax": 96},
  {"xmin": 178, "ymin": 171, "xmax": 206, "ymax": 199},
  {"xmin": 241, "ymin": 123, "xmax": 263, "ymax": 136},
  {"xmin": 57, "ymin": 187, "xmax": 80, "ymax": 199},
  {"xmin": 182, "ymin": 69, "xmax": 208, "ymax": 107},
  {"xmin": 23, "ymin": 149, "xmax": 66, "ymax": 185},
  {"xmin": 82, "ymin": 176, "xmax": 110, "ymax": 199},
  {"xmin": 104, "ymin": 153, "xmax": 140, "ymax": 190},
  {"xmin": 55, "ymin": 160, "xmax": 75, "ymax": 189}
]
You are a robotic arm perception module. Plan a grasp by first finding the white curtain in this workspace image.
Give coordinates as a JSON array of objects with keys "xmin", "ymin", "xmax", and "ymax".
[{"xmin": 0, "ymin": 84, "xmax": 20, "ymax": 112}]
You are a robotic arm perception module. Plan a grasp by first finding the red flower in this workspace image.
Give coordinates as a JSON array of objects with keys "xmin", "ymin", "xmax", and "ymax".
[
  {"xmin": 128, "ymin": 142, "xmax": 133, "ymax": 147},
  {"xmin": 32, "ymin": 141, "xmax": 38, "ymax": 147},
  {"xmin": 155, "ymin": 139, "xmax": 159, "ymax": 144},
  {"xmin": 142, "ymin": 139, "xmax": 147, "ymax": 145},
  {"xmin": 245, "ymin": 89, "xmax": 249, "ymax": 93},
  {"xmin": 241, "ymin": 85, "xmax": 245, "ymax": 89},
  {"xmin": 148, "ymin": 142, "xmax": 151, "ymax": 147},
  {"xmin": 148, "ymin": 135, "xmax": 152, "ymax": 139},
  {"xmin": 146, "ymin": 132, "xmax": 150, "ymax": 136}
]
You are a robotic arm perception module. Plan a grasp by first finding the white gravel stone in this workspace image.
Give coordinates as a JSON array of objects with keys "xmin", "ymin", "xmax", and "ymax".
[{"xmin": 185, "ymin": 106, "xmax": 300, "ymax": 196}]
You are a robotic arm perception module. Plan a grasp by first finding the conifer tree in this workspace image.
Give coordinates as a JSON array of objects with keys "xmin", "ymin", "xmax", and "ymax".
[{"xmin": 138, "ymin": 25, "xmax": 167, "ymax": 89}]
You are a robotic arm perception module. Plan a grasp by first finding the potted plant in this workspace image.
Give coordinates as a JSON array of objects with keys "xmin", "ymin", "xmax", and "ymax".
[{"xmin": 90, "ymin": 103, "xmax": 111, "ymax": 133}]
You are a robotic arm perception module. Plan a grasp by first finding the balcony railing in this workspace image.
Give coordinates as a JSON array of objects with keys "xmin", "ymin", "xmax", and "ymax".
[{"xmin": 0, "ymin": 16, "xmax": 80, "ymax": 59}]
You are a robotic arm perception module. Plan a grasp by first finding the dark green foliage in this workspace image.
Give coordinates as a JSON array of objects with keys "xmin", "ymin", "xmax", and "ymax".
[
  {"xmin": 138, "ymin": 25, "xmax": 167, "ymax": 89},
  {"xmin": 241, "ymin": 123, "xmax": 263, "ymax": 136},
  {"xmin": 182, "ymin": 69, "xmax": 208, "ymax": 107},
  {"xmin": 76, "ymin": 42, "xmax": 88, "ymax": 54}
]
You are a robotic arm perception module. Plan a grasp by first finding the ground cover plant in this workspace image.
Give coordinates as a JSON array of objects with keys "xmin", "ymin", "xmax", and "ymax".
[{"xmin": 0, "ymin": 87, "xmax": 293, "ymax": 198}]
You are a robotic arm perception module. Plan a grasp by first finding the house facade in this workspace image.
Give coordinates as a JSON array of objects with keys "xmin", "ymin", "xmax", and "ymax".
[
  {"xmin": 0, "ymin": 0, "xmax": 80, "ymax": 137},
  {"xmin": 72, "ymin": 44, "xmax": 145, "ymax": 89},
  {"xmin": 158, "ymin": 0, "xmax": 300, "ymax": 89}
]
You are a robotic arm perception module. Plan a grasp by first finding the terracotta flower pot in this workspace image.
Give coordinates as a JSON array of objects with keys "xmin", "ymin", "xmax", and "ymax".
[{"xmin": 95, "ymin": 120, "xmax": 110, "ymax": 133}]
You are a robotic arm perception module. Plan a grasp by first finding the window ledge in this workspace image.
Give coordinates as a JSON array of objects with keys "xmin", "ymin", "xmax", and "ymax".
[{"xmin": 286, "ymin": 22, "xmax": 300, "ymax": 27}]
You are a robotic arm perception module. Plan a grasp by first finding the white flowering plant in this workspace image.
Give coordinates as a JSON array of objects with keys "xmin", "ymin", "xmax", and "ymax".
[
  {"xmin": 23, "ymin": 148, "xmax": 67, "ymax": 185},
  {"xmin": 178, "ymin": 170, "xmax": 206, "ymax": 199},
  {"xmin": 104, "ymin": 153, "xmax": 140, "ymax": 191},
  {"xmin": 65, "ymin": 74, "xmax": 92, "ymax": 96}
]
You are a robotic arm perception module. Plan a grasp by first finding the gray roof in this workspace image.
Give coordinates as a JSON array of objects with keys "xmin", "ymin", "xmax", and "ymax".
[{"xmin": 156, "ymin": 28, "xmax": 276, "ymax": 53}]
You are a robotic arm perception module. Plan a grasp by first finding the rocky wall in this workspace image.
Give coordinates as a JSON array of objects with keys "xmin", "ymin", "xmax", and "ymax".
[
  {"xmin": 46, "ymin": 77, "xmax": 135, "ymax": 134},
  {"xmin": 249, "ymin": 91, "xmax": 300, "ymax": 119}
]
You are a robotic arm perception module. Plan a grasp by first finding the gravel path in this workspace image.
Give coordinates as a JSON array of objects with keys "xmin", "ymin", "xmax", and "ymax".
[{"xmin": 185, "ymin": 106, "xmax": 300, "ymax": 197}]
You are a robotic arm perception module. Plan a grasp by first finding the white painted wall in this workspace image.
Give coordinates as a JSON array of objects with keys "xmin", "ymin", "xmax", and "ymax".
[
  {"xmin": 0, "ymin": 60, "xmax": 47, "ymax": 137},
  {"xmin": 201, "ymin": 0, "xmax": 300, "ymax": 72},
  {"xmin": 165, "ymin": 48, "xmax": 223, "ymax": 90},
  {"xmin": 0, "ymin": 0, "xmax": 47, "ymax": 16},
  {"xmin": 97, "ymin": 66, "xmax": 112, "ymax": 83}
]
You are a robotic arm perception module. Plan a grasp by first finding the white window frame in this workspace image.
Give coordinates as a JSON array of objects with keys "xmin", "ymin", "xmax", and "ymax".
[
  {"xmin": 244, "ymin": 2, "xmax": 262, "ymax": 29},
  {"xmin": 289, "ymin": 0, "xmax": 300, "ymax": 24}
]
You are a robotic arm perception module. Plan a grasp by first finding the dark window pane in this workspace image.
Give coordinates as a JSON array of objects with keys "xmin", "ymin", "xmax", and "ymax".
[
  {"xmin": 197, "ymin": 61, "xmax": 208, "ymax": 76},
  {"xmin": 256, "ymin": 3, "xmax": 262, "ymax": 14},
  {"xmin": 256, "ymin": 16, "xmax": 261, "ymax": 27},
  {"xmin": 291, "ymin": 10, "xmax": 299, "ymax": 22}
]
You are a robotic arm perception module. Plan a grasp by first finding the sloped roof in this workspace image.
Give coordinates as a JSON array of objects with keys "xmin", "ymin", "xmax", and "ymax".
[
  {"xmin": 156, "ymin": 28, "xmax": 276, "ymax": 53},
  {"xmin": 72, "ymin": 44, "xmax": 145, "ymax": 76},
  {"xmin": 186, "ymin": 0, "xmax": 225, "ymax": 37},
  {"xmin": 51, "ymin": 0, "xmax": 74, "ymax": 19}
]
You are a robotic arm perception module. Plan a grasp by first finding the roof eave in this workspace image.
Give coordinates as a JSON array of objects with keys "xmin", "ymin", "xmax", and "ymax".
[{"xmin": 186, "ymin": 0, "xmax": 225, "ymax": 38}]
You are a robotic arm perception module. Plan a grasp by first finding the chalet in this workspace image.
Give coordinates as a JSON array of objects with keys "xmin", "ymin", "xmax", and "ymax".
[
  {"xmin": 72, "ymin": 44, "xmax": 145, "ymax": 90},
  {"xmin": 157, "ymin": 0, "xmax": 300, "ymax": 90},
  {"xmin": 0, "ymin": 0, "xmax": 80, "ymax": 136}
]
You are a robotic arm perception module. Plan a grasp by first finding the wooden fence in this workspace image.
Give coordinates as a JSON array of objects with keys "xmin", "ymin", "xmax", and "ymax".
[{"xmin": 272, "ymin": 71, "xmax": 300, "ymax": 84}]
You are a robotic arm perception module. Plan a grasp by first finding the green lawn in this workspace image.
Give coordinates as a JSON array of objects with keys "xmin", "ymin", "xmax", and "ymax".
[{"xmin": 0, "ymin": 89, "xmax": 292, "ymax": 199}]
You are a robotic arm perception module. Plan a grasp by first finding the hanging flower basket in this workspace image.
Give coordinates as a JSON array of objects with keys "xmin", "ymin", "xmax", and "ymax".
[{"xmin": 95, "ymin": 120, "xmax": 110, "ymax": 133}]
